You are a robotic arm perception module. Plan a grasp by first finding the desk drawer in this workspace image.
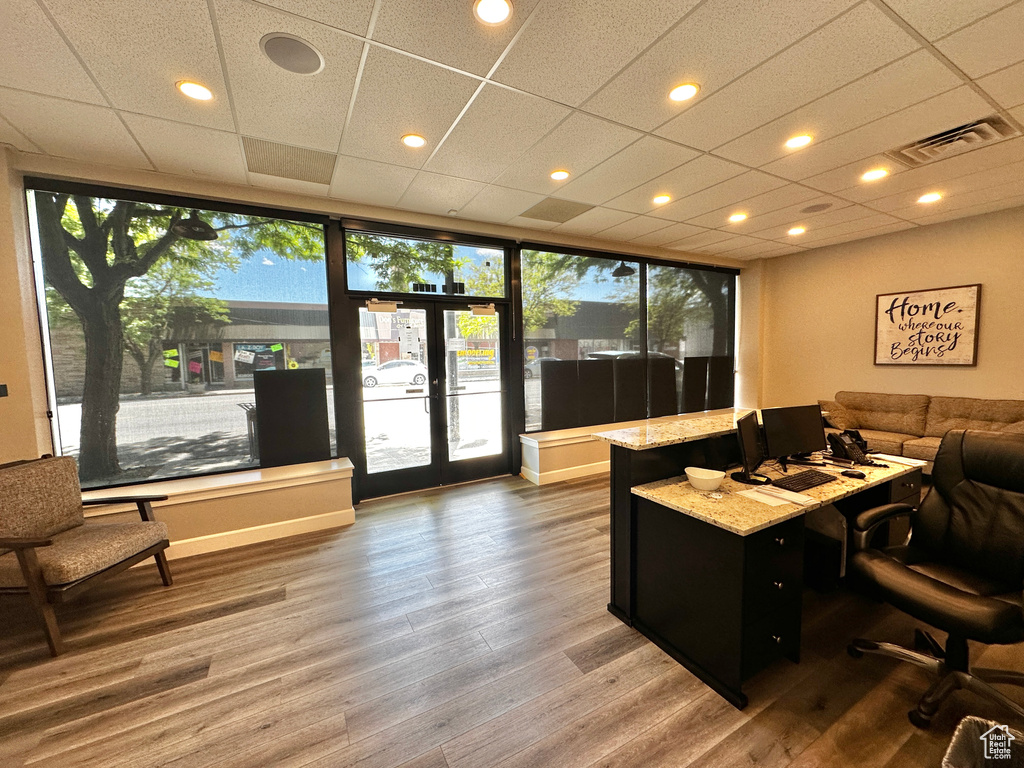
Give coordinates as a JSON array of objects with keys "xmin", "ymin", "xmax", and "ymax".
[
  {"xmin": 742, "ymin": 600, "xmax": 801, "ymax": 680},
  {"xmin": 889, "ymin": 469, "xmax": 922, "ymax": 505}
]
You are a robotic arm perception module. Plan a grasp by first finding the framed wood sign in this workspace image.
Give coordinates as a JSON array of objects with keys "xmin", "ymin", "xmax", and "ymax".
[{"xmin": 875, "ymin": 284, "xmax": 981, "ymax": 366}]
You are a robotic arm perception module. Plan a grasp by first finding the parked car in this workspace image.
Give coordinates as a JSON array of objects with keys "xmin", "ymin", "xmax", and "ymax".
[
  {"xmin": 524, "ymin": 356, "xmax": 560, "ymax": 379},
  {"xmin": 363, "ymin": 359, "xmax": 428, "ymax": 387}
]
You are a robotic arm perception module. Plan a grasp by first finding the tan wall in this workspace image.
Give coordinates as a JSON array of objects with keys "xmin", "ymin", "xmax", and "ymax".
[
  {"xmin": 0, "ymin": 150, "xmax": 51, "ymax": 462},
  {"xmin": 759, "ymin": 205, "xmax": 1024, "ymax": 407}
]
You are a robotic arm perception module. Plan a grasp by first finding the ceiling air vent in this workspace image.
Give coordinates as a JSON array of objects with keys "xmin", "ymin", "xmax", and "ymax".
[
  {"xmin": 519, "ymin": 198, "xmax": 594, "ymax": 223},
  {"xmin": 884, "ymin": 115, "xmax": 1019, "ymax": 168},
  {"xmin": 242, "ymin": 136, "xmax": 336, "ymax": 184}
]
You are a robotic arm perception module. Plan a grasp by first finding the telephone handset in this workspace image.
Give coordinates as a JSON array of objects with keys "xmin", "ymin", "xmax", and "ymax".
[{"xmin": 828, "ymin": 430, "xmax": 870, "ymax": 465}]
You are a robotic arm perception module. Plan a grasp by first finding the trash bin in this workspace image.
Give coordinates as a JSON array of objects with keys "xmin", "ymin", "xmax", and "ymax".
[{"xmin": 943, "ymin": 716, "xmax": 1024, "ymax": 768}]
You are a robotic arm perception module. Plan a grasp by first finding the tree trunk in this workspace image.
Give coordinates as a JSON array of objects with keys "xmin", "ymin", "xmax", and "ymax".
[{"xmin": 78, "ymin": 301, "xmax": 124, "ymax": 481}]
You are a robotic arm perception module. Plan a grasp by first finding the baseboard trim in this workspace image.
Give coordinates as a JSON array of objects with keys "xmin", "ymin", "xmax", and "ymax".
[
  {"xmin": 520, "ymin": 460, "xmax": 610, "ymax": 486},
  {"xmin": 165, "ymin": 507, "xmax": 356, "ymax": 560}
]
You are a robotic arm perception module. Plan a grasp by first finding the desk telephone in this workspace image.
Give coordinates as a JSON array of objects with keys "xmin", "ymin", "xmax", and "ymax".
[{"xmin": 828, "ymin": 430, "xmax": 870, "ymax": 464}]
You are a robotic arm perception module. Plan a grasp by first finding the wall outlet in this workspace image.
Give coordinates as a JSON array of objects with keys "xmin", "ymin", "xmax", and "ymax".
[{"xmin": 0, "ymin": 384, "xmax": 7, "ymax": 397}]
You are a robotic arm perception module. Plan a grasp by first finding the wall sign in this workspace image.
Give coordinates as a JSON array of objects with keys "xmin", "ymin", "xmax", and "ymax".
[{"xmin": 875, "ymin": 284, "xmax": 981, "ymax": 366}]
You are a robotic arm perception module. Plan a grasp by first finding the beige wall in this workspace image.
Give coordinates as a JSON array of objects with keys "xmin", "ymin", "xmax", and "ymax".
[
  {"xmin": 758, "ymin": 205, "xmax": 1024, "ymax": 407},
  {"xmin": 0, "ymin": 150, "xmax": 51, "ymax": 462}
]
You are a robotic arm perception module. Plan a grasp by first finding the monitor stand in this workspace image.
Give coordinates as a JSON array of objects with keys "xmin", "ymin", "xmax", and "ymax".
[
  {"xmin": 779, "ymin": 453, "xmax": 826, "ymax": 471},
  {"xmin": 730, "ymin": 470, "xmax": 771, "ymax": 485}
]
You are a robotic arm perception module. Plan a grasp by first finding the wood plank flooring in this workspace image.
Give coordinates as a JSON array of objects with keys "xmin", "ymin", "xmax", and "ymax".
[{"xmin": 1, "ymin": 474, "xmax": 1021, "ymax": 767}]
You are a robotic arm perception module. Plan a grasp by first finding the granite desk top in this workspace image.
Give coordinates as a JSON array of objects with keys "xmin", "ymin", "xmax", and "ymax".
[
  {"xmin": 592, "ymin": 411, "xmax": 747, "ymax": 450},
  {"xmin": 632, "ymin": 462, "xmax": 917, "ymax": 536}
]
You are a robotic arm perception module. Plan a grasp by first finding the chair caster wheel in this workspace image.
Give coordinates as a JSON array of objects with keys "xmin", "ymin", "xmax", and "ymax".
[
  {"xmin": 847, "ymin": 644, "xmax": 864, "ymax": 659},
  {"xmin": 908, "ymin": 709, "xmax": 932, "ymax": 729}
]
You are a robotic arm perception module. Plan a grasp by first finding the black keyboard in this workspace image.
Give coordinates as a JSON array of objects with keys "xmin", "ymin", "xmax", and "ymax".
[{"xmin": 771, "ymin": 468, "xmax": 837, "ymax": 492}]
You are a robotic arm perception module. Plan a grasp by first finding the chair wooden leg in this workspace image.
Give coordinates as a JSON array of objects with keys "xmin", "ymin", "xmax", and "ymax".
[
  {"xmin": 13, "ymin": 547, "xmax": 64, "ymax": 656},
  {"xmin": 154, "ymin": 550, "xmax": 173, "ymax": 587}
]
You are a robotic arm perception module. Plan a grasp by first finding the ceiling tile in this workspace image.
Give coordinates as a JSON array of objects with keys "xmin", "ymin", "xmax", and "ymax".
[
  {"xmin": 373, "ymin": 0, "xmax": 543, "ymax": 76},
  {"xmin": 734, "ymin": 194, "xmax": 855, "ymax": 235},
  {"xmin": 491, "ymin": 112, "xmax": 641, "ymax": 195},
  {"xmin": 652, "ymin": 170, "xmax": 786, "ymax": 222},
  {"xmin": 255, "ymin": 0, "xmax": 375, "ymax": 37},
  {"xmin": 836, "ymin": 137, "xmax": 1024, "ymax": 204},
  {"xmin": 714, "ymin": 51, "xmax": 961, "ymax": 169},
  {"xmin": 684, "ymin": 184, "xmax": 822, "ymax": 228},
  {"xmin": 667, "ymin": 228, "xmax": 737, "ymax": 250},
  {"xmin": 655, "ymin": 3, "xmax": 919, "ymax": 151},
  {"xmin": 248, "ymin": 172, "xmax": 329, "ymax": 196},
  {"xmin": 396, "ymin": 171, "xmax": 485, "ymax": 216},
  {"xmin": 456, "ymin": 185, "xmax": 544, "ymax": 223},
  {"xmin": 582, "ymin": 0, "xmax": 859, "ymax": 131},
  {"xmin": 330, "ymin": 155, "xmax": 416, "ymax": 207},
  {"xmin": 0, "ymin": 113, "xmax": 41, "ymax": 153},
  {"xmin": 551, "ymin": 206, "xmax": 634, "ymax": 236},
  {"xmin": 800, "ymin": 220, "xmax": 916, "ymax": 249},
  {"xmin": 120, "ymin": 114, "xmax": 247, "ymax": 183},
  {"xmin": 492, "ymin": 0, "xmax": 701, "ymax": 106},
  {"xmin": 761, "ymin": 86, "xmax": 994, "ymax": 181},
  {"xmin": 45, "ymin": 0, "xmax": 233, "ymax": 129},
  {"xmin": 725, "ymin": 240, "xmax": 805, "ymax": 259},
  {"xmin": 977, "ymin": 60, "xmax": 1024, "ymax": 109},
  {"xmin": 551, "ymin": 136, "xmax": 699, "ymax": 206},
  {"xmin": 506, "ymin": 215, "xmax": 560, "ymax": 231},
  {"xmin": 934, "ymin": 2, "xmax": 1024, "ymax": 77},
  {"xmin": 0, "ymin": 0, "xmax": 104, "ymax": 103},
  {"xmin": 882, "ymin": 158, "xmax": 1024, "ymax": 217},
  {"xmin": 425, "ymin": 85, "xmax": 569, "ymax": 183},
  {"xmin": 341, "ymin": 46, "xmax": 479, "ymax": 168},
  {"xmin": 1013, "ymin": 104, "xmax": 1024, "ymax": 122},
  {"xmin": 596, "ymin": 215, "xmax": 673, "ymax": 241},
  {"xmin": 794, "ymin": 212, "xmax": 909, "ymax": 244},
  {"xmin": 707, "ymin": 234, "xmax": 773, "ymax": 253},
  {"xmin": 218, "ymin": 0, "xmax": 363, "ymax": 152},
  {"xmin": 0, "ymin": 88, "xmax": 150, "ymax": 168},
  {"xmin": 910, "ymin": 192, "xmax": 1024, "ymax": 227},
  {"xmin": 799, "ymin": 154, "xmax": 903, "ymax": 194},
  {"xmin": 882, "ymin": 0, "xmax": 1015, "ymax": 41},
  {"xmin": 630, "ymin": 221, "xmax": 707, "ymax": 246},
  {"xmin": 604, "ymin": 154, "xmax": 746, "ymax": 214}
]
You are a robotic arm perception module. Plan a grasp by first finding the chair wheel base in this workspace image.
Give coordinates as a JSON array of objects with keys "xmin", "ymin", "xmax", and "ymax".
[
  {"xmin": 908, "ymin": 708, "xmax": 932, "ymax": 729},
  {"xmin": 847, "ymin": 643, "xmax": 864, "ymax": 658}
]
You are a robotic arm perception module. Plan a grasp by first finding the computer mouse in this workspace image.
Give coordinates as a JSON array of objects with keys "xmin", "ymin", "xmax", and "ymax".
[{"xmin": 842, "ymin": 469, "xmax": 866, "ymax": 479}]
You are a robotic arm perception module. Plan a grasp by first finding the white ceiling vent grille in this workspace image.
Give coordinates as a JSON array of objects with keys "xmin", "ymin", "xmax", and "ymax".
[
  {"xmin": 884, "ymin": 116, "xmax": 1019, "ymax": 168},
  {"xmin": 242, "ymin": 137, "xmax": 336, "ymax": 184}
]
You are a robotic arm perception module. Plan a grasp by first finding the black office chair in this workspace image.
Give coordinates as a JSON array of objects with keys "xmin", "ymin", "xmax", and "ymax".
[{"xmin": 847, "ymin": 429, "xmax": 1024, "ymax": 728}]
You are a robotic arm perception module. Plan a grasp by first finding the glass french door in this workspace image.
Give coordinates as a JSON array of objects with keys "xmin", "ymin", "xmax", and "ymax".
[{"xmin": 356, "ymin": 301, "xmax": 509, "ymax": 498}]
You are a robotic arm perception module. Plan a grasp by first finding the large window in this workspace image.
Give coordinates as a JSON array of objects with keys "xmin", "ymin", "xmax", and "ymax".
[
  {"xmin": 522, "ymin": 250, "xmax": 736, "ymax": 431},
  {"xmin": 28, "ymin": 186, "xmax": 333, "ymax": 488}
]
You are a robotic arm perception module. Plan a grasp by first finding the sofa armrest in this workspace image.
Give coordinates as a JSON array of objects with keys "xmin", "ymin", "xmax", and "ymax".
[
  {"xmin": 0, "ymin": 536, "xmax": 54, "ymax": 550},
  {"xmin": 83, "ymin": 494, "xmax": 168, "ymax": 522},
  {"xmin": 852, "ymin": 502, "xmax": 914, "ymax": 552}
]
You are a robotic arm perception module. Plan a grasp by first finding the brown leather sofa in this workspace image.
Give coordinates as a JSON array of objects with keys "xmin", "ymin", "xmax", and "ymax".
[{"xmin": 818, "ymin": 391, "xmax": 1024, "ymax": 471}]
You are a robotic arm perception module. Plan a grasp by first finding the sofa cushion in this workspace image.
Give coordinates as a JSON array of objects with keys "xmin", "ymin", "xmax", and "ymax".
[
  {"xmin": 818, "ymin": 400, "xmax": 856, "ymax": 430},
  {"xmin": 856, "ymin": 429, "xmax": 917, "ymax": 455},
  {"xmin": 0, "ymin": 520, "xmax": 168, "ymax": 587},
  {"xmin": 835, "ymin": 391, "xmax": 930, "ymax": 436},
  {"xmin": 925, "ymin": 396, "xmax": 1024, "ymax": 437},
  {"xmin": 904, "ymin": 436, "xmax": 942, "ymax": 462}
]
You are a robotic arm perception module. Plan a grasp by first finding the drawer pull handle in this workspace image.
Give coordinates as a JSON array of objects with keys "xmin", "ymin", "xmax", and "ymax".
[
  {"xmin": 774, "ymin": 537, "xmax": 785, "ymax": 546},
  {"xmin": 772, "ymin": 634, "xmax": 783, "ymax": 644},
  {"xmin": 773, "ymin": 581, "xmax": 784, "ymax": 590}
]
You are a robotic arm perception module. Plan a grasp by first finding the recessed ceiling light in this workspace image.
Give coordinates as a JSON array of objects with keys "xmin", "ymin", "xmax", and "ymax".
[
  {"xmin": 260, "ymin": 33, "xmax": 324, "ymax": 75},
  {"xmin": 861, "ymin": 168, "xmax": 888, "ymax": 182},
  {"xmin": 653, "ymin": 194, "xmax": 671, "ymax": 205},
  {"xmin": 728, "ymin": 213, "xmax": 747, "ymax": 223},
  {"xmin": 669, "ymin": 83, "xmax": 700, "ymax": 102},
  {"xmin": 177, "ymin": 81, "xmax": 212, "ymax": 101},
  {"xmin": 474, "ymin": 0, "xmax": 512, "ymax": 24},
  {"xmin": 918, "ymin": 192, "xmax": 942, "ymax": 204},
  {"xmin": 402, "ymin": 134, "xmax": 426, "ymax": 148},
  {"xmin": 550, "ymin": 170, "xmax": 570, "ymax": 181},
  {"xmin": 785, "ymin": 134, "xmax": 812, "ymax": 149},
  {"xmin": 788, "ymin": 226, "xmax": 806, "ymax": 236}
]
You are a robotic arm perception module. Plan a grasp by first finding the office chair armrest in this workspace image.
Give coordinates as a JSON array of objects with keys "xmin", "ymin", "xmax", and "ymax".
[
  {"xmin": 83, "ymin": 494, "xmax": 168, "ymax": 522},
  {"xmin": 851, "ymin": 502, "xmax": 914, "ymax": 552},
  {"xmin": 0, "ymin": 537, "xmax": 54, "ymax": 550}
]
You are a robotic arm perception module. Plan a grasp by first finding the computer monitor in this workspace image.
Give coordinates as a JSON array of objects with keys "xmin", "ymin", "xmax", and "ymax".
[
  {"xmin": 731, "ymin": 410, "xmax": 769, "ymax": 484},
  {"xmin": 760, "ymin": 404, "xmax": 827, "ymax": 461}
]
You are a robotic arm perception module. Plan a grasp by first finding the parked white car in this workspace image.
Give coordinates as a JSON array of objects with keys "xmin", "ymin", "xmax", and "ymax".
[{"xmin": 363, "ymin": 359, "xmax": 428, "ymax": 387}]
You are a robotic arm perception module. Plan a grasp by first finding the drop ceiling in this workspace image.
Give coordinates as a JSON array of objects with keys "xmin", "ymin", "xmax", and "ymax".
[{"xmin": 1, "ymin": 0, "xmax": 1023, "ymax": 261}]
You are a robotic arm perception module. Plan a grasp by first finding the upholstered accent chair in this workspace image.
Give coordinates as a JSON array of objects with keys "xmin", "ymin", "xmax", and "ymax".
[
  {"xmin": 0, "ymin": 456, "xmax": 172, "ymax": 655},
  {"xmin": 847, "ymin": 430, "xmax": 1024, "ymax": 727}
]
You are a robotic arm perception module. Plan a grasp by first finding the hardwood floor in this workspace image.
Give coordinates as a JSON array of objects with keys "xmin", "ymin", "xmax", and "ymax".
[{"xmin": 1, "ymin": 474, "xmax": 1020, "ymax": 767}]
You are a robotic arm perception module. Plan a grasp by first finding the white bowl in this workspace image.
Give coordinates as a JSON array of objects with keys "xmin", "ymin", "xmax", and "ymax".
[{"xmin": 685, "ymin": 466, "xmax": 725, "ymax": 491}]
